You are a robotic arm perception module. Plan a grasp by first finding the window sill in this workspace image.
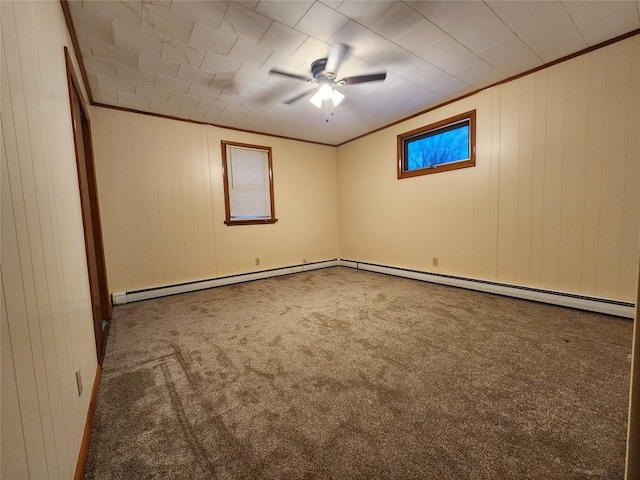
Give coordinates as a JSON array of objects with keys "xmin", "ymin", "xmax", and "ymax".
[{"xmin": 224, "ymin": 218, "xmax": 279, "ymax": 226}]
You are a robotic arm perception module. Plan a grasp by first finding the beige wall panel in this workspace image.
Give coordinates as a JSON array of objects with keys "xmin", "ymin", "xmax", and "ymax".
[
  {"xmin": 2, "ymin": 1, "xmax": 99, "ymax": 477},
  {"xmin": 1, "ymin": 272, "xmax": 29, "ymax": 479},
  {"xmin": 557, "ymin": 55, "xmax": 590, "ymax": 294},
  {"xmin": 496, "ymin": 81, "xmax": 521, "ymax": 284},
  {"xmin": 596, "ymin": 40, "xmax": 633, "ymax": 299},
  {"xmin": 337, "ymin": 36, "xmax": 639, "ymax": 302},
  {"xmin": 94, "ymin": 108, "xmax": 339, "ymax": 292},
  {"xmin": 581, "ymin": 48, "xmax": 607, "ymax": 296},
  {"xmin": 619, "ymin": 37, "xmax": 640, "ymax": 300},
  {"xmin": 471, "ymin": 91, "xmax": 495, "ymax": 280},
  {"xmin": 528, "ymin": 71, "xmax": 549, "ymax": 287},
  {"xmin": 540, "ymin": 63, "xmax": 567, "ymax": 290},
  {"xmin": 514, "ymin": 74, "xmax": 537, "ymax": 285}
]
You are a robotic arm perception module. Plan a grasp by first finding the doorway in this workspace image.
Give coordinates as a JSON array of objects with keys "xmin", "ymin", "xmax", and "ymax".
[{"xmin": 65, "ymin": 47, "xmax": 111, "ymax": 363}]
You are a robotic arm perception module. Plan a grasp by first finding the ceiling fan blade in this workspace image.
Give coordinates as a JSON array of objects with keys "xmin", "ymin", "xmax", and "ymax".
[
  {"xmin": 325, "ymin": 43, "xmax": 350, "ymax": 78},
  {"xmin": 337, "ymin": 72, "xmax": 387, "ymax": 85},
  {"xmin": 269, "ymin": 68, "xmax": 311, "ymax": 82},
  {"xmin": 284, "ymin": 89, "xmax": 316, "ymax": 105}
]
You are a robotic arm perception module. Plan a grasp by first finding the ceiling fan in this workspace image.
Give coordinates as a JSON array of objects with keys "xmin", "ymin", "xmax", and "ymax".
[{"xmin": 269, "ymin": 44, "xmax": 387, "ymax": 115}]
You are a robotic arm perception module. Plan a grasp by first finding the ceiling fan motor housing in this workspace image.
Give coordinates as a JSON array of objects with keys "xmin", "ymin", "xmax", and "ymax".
[{"xmin": 311, "ymin": 58, "xmax": 335, "ymax": 82}]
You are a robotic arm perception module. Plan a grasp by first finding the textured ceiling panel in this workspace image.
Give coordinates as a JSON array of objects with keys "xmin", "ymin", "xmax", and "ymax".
[{"xmin": 67, "ymin": 0, "xmax": 640, "ymax": 145}]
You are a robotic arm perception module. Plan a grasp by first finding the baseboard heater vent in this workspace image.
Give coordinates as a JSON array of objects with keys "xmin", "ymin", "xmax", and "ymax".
[
  {"xmin": 112, "ymin": 259, "xmax": 340, "ymax": 305},
  {"xmin": 339, "ymin": 259, "xmax": 635, "ymax": 319}
]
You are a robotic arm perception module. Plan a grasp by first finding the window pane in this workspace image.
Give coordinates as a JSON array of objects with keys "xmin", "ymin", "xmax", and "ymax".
[
  {"xmin": 397, "ymin": 110, "xmax": 476, "ymax": 179},
  {"xmin": 406, "ymin": 122, "xmax": 470, "ymax": 170},
  {"xmin": 228, "ymin": 146, "xmax": 271, "ymax": 219}
]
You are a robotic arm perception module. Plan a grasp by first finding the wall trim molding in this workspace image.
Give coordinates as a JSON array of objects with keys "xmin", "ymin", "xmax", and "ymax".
[
  {"xmin": 74, "ymin": 364, "xmax": 101, "ymax": 480},
  {"xmin": 339, "ymin": 259, "xmax": 635, "ymax": 319},
  {"xmin": 112, "ymin": 260, "xmax": 340, "ymax": 304}
]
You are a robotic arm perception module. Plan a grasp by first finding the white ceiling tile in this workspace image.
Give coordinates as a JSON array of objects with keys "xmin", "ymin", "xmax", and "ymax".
[
  {"xmin": 139, "ymin": 52, "xmax": 181, "ymax": 77},
  {"xmin": 118, "ymin": 91, "xmax": 152, "ymax": 110},
  {"xmin": 114, "ymin": 21, "xmax": 163, "ymax": 57},
  {"xmin": 223, "ymin": 2, "xmax": 273, "ymax": 40},
  {"xmin": 170, "ymin": 1, "xmax": 229, "ymax": 27},
  {"xmin": 161, "ymin": 39, "xmax": 206, "ymax": 66},
  {"xmin": 369, "ymin": 2, "xmax": 425, "ymax": 40},
  {"xmin": 336, "ymin": 1, "xmax": 395, "ymax": 27},
  {"xmin": 178, "ymin": 104, "xmax": 208, "ymax": 120},
  {"xmin": 478, "ymin": 38, "xmax": 543, "ymax": 76},
  {"xmin": 82, "ymin": 0, "xmax": 142, "ymax": 29},
  {"xmin": 295, "ymin": 2, "xmax": 350, "ymax": 42},
  {"xmin": 176, "ymin": 64, "xmax": 215, "ymax": 86},
  {"xmin": 438, "ymin": 49, "xmax": 483, "ymax": 76},
  {"xmin": 135, "ymin": 84, "xmax": 171, "ymax": 102},
  {"xmin": 433, "ymin": 1, "xmax": 499, "ymax": 41},
  {"xmin": 454, "ymin": 61, "xmax": 505, "ymax": 88},
  {"xmin": 200, "ymin": 52, "xmax": 242, "ymax": 75},
  {"xmin": 155, "ymin": 74, "xmax": 190, "ymax": 94},
  {"xmin": 393, "ymin": 19, "xmax": 445, "ymax": 54},
  {"xmin": 411, "ymin": 1, "xmax": 460, "ymax": 26},
  {"xmin": 234, "ymin": 1, "xmax": 260, "ymax": 10},
  {"xmin": 211, "ymin": 76, "xmax": 246, "ymax": 93},
  {"xmin": 255, "ymin": 1, "xmax": 314, "ymax": 28},
  {"xmin": 234, "ymin": 63, "xmax": 273, "ymax": 85},
  {"xmin": 222, "ymin": 104, "xmax": 250, "ymax": 118},
  {"xmin": 416, "ymin": 35, "xmax": 466, "ymax": 67},
  {"xmin": 227, "ymin": 35, "xmax": 274, "ymax": 66},
  {"xmin": 420, "ymin": 71, "xmax": 471, "ymax": 98},
  {"xmin": 217, "ymin": 91, "xmax": 246, "ymax": 106},
  {"xmin": 563, "ymin": 1, "xmax": 640, "ymax": 46},
  {"xmin": 91, "ymin": 39, "xmax": 139, "ymax": 67},
  {"xmin": 262, "ymin": 52, "xmax": 308, "ymax": 75},
  {"xmin": 141, "ymin": 2, "xmax": 195, "ymax": 44},
  {"xmin": 198, "ymin": 99, "xmax": 227, "ymax": 114},
  {"xmin": 320, "ymin": 0, "xmax": 343, "ymax": 9},
  {"xmin": 460, "ymin": 20, "xmax": 515, "ymax": 55},
  {"xmin": 92, "ymin": 88, "xmax": 119, "ymax": 104},
  {"xmin": 189, "ymin": 21, "xmax": 239, "ymax": 56},
  {"xmin": 401, "ymin": 61, "xmax": 441, "ymax": 84},
  {"xmin": 97, "ymin": 74, "xmax": 137, "ymax": 95},
  {"xmin": 68, "ymin": 7, "xmax": 114, "ymax": 46},
  {"xmin": 82, "ymin": 57, "xmax": 118, "ymax": 78},
  {"xmin": 116, "ymin": 63, "xmax": 156, "ymax": 86},
  {"xmin": 487, "ymin": 1, "xmax": 586, "ymax": 61},
  {"xmin": 149, "ymin": 99, "xmax": 181, "ymax": 116},
  {"xmin": 290, "ymin": 37, "xmax": 331, "ymax": 65},
  {"xmin": 167, "ymin": 92, "xmax": 201, "ymax": 108},
  {"xmin": 259, "ymin": 22, "xmax": 308, "ymax": 56},
  {"xmin": 188, "ymin": 82, "xmax": 222, "ymax": 101}
]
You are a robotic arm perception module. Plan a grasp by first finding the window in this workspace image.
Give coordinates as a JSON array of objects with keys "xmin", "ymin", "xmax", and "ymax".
[
  {"xmin": 221, "ymin": 140, "xmax": 277, "ymax": 225},
  {"xmin": 397, "ymin": 110, "xmax": 476, "ymax": 179}
]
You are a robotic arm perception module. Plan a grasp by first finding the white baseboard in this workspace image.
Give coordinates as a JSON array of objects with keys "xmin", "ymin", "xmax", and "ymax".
[
  {"xmin": 339, "ymin": 259, "xmax": 635, "ymax": 319},
  {"xmin": 112, "ymin": 259, "xmax": 340, "ymax": 305}
]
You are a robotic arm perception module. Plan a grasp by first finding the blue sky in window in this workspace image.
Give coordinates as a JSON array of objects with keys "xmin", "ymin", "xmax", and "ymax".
[{"xmin": 407, "ymin": 124, "xmax": 469, "ymax": 170}]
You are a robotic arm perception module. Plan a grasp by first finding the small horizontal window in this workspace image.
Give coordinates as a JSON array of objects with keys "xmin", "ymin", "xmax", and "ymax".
[
  {"xmin": 221, "ymin": 141, "xmax": 277, "ymax": 226},
  {"xmin": 398, "ymin": 110, "xmax": 476, "ymax": 179}
]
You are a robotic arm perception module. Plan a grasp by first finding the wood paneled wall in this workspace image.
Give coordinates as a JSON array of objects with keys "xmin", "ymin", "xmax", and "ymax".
[
  {"xmin": 1, "ymin": 2, "xmax": 98, "ymax": 478},
  {"xmin": 338, "ymin": 35, "xmax": 640, "ymax": 302},
  {"xmin": 91, "ymin": 108, "xmax": 339, "ymax": 293}
]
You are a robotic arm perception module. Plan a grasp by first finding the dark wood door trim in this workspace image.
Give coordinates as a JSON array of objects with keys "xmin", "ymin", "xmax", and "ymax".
[{"xmin": 64, "ymin": 47, "xmax": 111, "ymax": 363}]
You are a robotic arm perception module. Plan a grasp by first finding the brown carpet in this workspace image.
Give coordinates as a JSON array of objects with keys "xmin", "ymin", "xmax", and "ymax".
[{"xmin": 85, "ymin": 267, "xmax": 633, "ymax": 479}]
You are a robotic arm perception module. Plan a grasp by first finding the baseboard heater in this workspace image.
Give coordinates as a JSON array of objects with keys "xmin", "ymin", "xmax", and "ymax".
[
  {"xmin": 339, "ymin": 259, "xmax": 635, "ymax": 319},
  {"xmin": 111, "ymin": 259, "xmax": 340, "ymax": 305}
]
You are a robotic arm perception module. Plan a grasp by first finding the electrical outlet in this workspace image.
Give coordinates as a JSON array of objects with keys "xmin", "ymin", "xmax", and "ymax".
[
  {"xmin": 433, "ymin": 257, "xmax": 439, "ymax": 267},
  {"xmin": 255, "ymin": 257, "xmax": 260, "ymax": 266},
  {"xmin": 75, "ymin": 369, "xmax": 83, "ymax": 396}
]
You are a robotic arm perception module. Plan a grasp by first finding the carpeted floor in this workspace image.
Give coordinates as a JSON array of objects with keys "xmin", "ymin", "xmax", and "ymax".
[{"xmin": 85, "ymin": 267, "xmax": 633, "ymax": 479}]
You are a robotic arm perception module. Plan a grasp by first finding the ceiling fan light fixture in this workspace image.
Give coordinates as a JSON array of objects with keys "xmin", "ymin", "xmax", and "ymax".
[
  {"xmin": 309, "ymin": 91, "xmax": 323, "ymax": 108},
  {"xmin": 331, "ymin": 89, "xmax": 344, "ymax": 106},
  {"xmin": 319, "ymin": 83, "xmax": 334, "ymax": 100}
]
